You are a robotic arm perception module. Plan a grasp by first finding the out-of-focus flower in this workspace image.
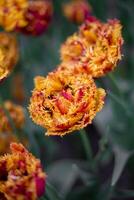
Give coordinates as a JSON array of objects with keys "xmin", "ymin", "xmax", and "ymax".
[
  {"xmin": 60, "ymin": 18, "xmax": 123, "ymax": 77},
  {"xmin": 0, "ymin": 33, "xmax": 19, "ymax": 81},
  {"xmin": 29, "ymin": 72, "xmax": 106, "ymax": 136},
  {"xmin": 0, "ymin": 0, "xmax": 28, "ymax": 31},
  {"xmin": 0, "ymin": 132, "xmax": 17, "ymax": 155},
  {"xmin": 0, "ymin": 101, "xmax": 25, "ymax": 133},
  {"xmin": 19, "ymin": 0, "xmax": 53, "ymax": 36},
  {"xmin": 11, "ymin": 74, "xmax": 25, "ymax": 103},
  {"xmin": 0, "ymin": 130, "xmax": 28, "ymax": 155},
  {"xmin": 0, "ymin": 143, "xmax": 46, "ymax": 200},
  {"xmin": 0, "ymin": 49, "xmax": 6, "ymax": 81},
  {"xmin": 63, "ymin": 0, "xmax": 92, "ymax": 24}
]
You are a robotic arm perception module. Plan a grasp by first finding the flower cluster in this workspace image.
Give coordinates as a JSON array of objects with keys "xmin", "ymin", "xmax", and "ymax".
[
  {"xmin": 29, "ymin": 16, "xmax": 123, "ymax": 136},
  {"xmin": 0, "ymin": 0, "xmax": 53, "ymax": 36},
  {"xmin": 0, "ymin": 101, "xmax": 25, "ymax": 133},
  {"xmin": 60, "ymin": 17, "xmax": 123, "ymax": 77},
  {"xmin": 63, "ymin": 0, "xmax": 92, "ymax": 24},
  {"xmin": 0, "ymin": 143, "xmax": 46, "ymax": 200},
  {"xmin": 29, "ymin": 72, "xmax": 105, "ymax": 136},
  {"xmin": 0, "ymin": 33, "xmax": 19, "ymax": 81}
]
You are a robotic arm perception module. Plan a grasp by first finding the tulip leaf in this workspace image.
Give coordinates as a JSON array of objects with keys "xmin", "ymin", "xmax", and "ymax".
[
  {"xmin": 114, "ymin": 189, "xmax": 134, "ymax": 199},
  {"xmin": 111, "ymin": 145, "xmax": 131, "ymax": 186},
  {"xmin": 45, "ymin": 182, "xmax": 62, "ymax": 200}
]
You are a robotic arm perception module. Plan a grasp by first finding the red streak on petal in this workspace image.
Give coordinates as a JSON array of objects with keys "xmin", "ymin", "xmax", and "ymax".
[
  {"xmin": 77, "ymin": 88, "xmax": 84, "ymax": 102},
  {"xmin": 56, "ymin": 124, "xmax": 71, "ymax": 130},
  {"xmin": 61, "ymin": 90, "xmax": 73, "ymax": 101},
  {"xmin": 77, "ymin": 102, "xmax": 89, "ymax": 112},
  {"xmin": 35, "ymin": 176, "xmax": 45, "ymax": 197},
  {"xmin": 55, "ymin": 99, "xmax": 68, "ymax": 114}
]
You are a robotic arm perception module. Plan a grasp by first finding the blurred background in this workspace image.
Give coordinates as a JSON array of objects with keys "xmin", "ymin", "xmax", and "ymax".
[{"xmin": 0, "ymin": 0, "xmax": 134, "ymax": 199}]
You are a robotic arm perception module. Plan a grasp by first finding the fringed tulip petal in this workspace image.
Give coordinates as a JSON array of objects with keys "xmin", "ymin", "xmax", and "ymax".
[
  {"xmin": 0, "ymin": 33, "xmax": 19, "ymax": 81},
  {"xmin": 29, "ymin": 72, "xmax": 106, "ymax": 136},
  {"xmin": 0, "ymin": 143, "xmax": 46, "ymax": 200}
]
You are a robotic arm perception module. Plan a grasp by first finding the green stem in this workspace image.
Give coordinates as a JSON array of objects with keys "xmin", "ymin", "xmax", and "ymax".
[
  {"xmin": 107, "ymin": 185, "xmax": 115, "ymax": 200},
  {"xmin": 107, "ymin": 73, "xmax": 133, "ymax": 115},
  {"xmin": 79, "ymin": 129, "xmax": 93, "ymax": 161},
  {"xmin": 108, "ymin": 91, "xmax": 132, "ymax": 116},
  {"xmin": 107, "ymin": 74, "xmax": 122, "ymax": 97},
  {"xmin": 39, "ymin": 197, "xmax": 47, "ymax": 200},
  {"xmin": 115, "ymin": 189, "xmax": 134, "ymax": 198}
]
